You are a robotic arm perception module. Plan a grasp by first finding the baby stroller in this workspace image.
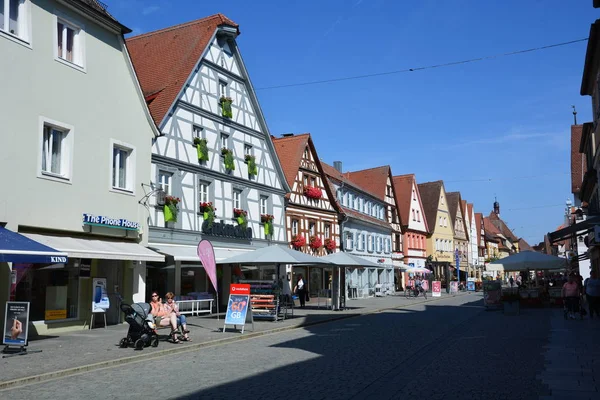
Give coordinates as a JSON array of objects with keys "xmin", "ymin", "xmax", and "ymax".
[
  {"xmin": 119, "ymin": 303, "xmax": 159, "ymax": 350},
  {"xmin": 563, "ymin": 296, "xmax": 584, "ymax": 320}
]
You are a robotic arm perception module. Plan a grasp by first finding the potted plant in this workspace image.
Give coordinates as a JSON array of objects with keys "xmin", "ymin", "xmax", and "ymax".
[
  {"xmin": 199, "ymin": 202, "xmax": 216, "ymax": 228},
  {"xmin": 309, "ymin": 236, "xmax": 322, "ymax": 250},
  {"xmin": 233, "ymin": 208, "xmax": 248, "ymax": 229},
  {"xmin": 502, "ymin": 290, "xmax": 521, "ymax": 315},
  {"xmin": 303, "ymin": 186, "xmax": 323, "ymax": 200},
  {"xmin": 219, "ymin": 96, "xmax": 233, "ymax": 118},
  {"xmin": 221, "ymin": 148, "xmax": 235, "ymax": 171},
  {"xmin": 324, "ymin": 238, "xmax": 336, "ymax": 252},
  {"xmin": 193, "ymin": 137, "xmax": 209, "ymax": 162},
  {"xmin": 260, "ymin": 214, "xmax": 274, "ymax": 236},
  {"xmin": 245, "ymin": 154, "xmax": 258, "ymax": 177},
  {"xmin": 291, "ymin": 235, "xmax": 306, "ymax": 249},
  {"xmin": 164, "ymin": 195, "xmax": 181, "ymax": 223}
]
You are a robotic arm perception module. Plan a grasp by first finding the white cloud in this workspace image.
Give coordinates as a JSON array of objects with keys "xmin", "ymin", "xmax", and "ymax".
[{"xmin": 142, "ymin": 5, "xmax": 159, "ymax": 15}]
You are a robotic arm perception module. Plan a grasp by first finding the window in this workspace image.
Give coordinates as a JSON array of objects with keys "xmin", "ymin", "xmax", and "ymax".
[
  {"xmin": 309, "ymin": 221, "xmax": 316, "ymax": 236},
  {"xmin": 198, "ymin": 181, "xmax": 209, "ymax": 203},
  {"xmin": 233, "ymin": 189, "xmax": 242, "ymax": 209},
  {"xmin": 304, "ymin": 147, "xmax": 309, "ymax": 159},
  {"xmin": 413, "ymin": 189, "xmax": 416, "ymax": 201},
  {"xmin": 345, "ymin": 231, "xmax": 354, "ymax": 250},
  {"xmin": 412, "ymin": 209, "xmax": 416, "ymax": 221},
  {"xmin": 41, "ymin": 125, "xmax": 67, "ymax": 177},
  {"xmin": 157, "ymin": 171, "xmax": 172, "ymax": 195},
  {"xmin": 368, "ymin": 235, "xmax": 374, "ymax": 252},
  {"xmin": 348, "ymin": 193, "xmax": 353, "ymax": 208},
  {"xmin": 260, "ymin": 196, "xmax": 268, "ymax": 215},
  {"xmin": 303, "ymin": 174, "xmax": 309, "ymax": 187},
  {"xmin": 436, "ymin": 239, "xmax": 439, "ymax": 251},
  {"xmin": 220, "ymin": 133, "xmax": 229, "ymax": 149},
  {"xmin": 219, "ymin": 80, "xmax": 227, "ymax": 97},
  {"xmin": 360, "ymin": 233, "xmax": 366, "ymax": 251},
  {"xmin": 324, "ymin": 223, "xmax": 331, "ymax": 239},
  {"xmin": 291, "ymin": 219, "xmax": 299, "ymax": 235},
  {"xmin": 444, "ymin": 217, "xmax": 447, "ymax": 227},
  {"xmin": 56, "ymin": 17, "xmax": 84, "ymax": 68},
  {"xmin": 1, "ymin": 0, "xmax": 28, "ymax": 41},
  {"xmin": 244, "ymin": 144, "xmax": 252, "ymax": 156},
  {"xmin": 439, "ymin": 217, "xmax": 442, "ymax": 226},
  {"xmin": 417, "ymin": 210, "xmax": 420, "ymax": 222},
  {"xmin": 441, "ymin": 195, "xmax": 444, "ymax": 205},
  {"xmin": 193, "ymin": 125, "xmax": 203, "ymax": 139},
  {"xmin": 311, "ymin": 177, "xmax": 316, "ymax": 187},
  {"xmin": 359, "ymin": 198, "xmax": 364, "ymax": 212},
  {"xmin": 376, "ymin": 237, "xmax": 382, "ymax": 253},
  {"xmin": 112, "ymin": 144, "xmax": 133, "ymax": 191},
  {"xmin": 387, "ymin": 185, "xmax": 392, "ymax": 197},
  {"xmin": 394, "ymin": 234, "xmax": 401, "ymax": 252}
]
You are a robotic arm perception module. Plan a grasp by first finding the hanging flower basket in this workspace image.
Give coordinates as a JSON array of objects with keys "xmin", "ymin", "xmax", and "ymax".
[
  {"xmin": 219, "ymin": 96, "xmax": 233, "ymax": 118},
  {"xmin": 291, "ymin": 235, "xmax": 306, "ymax": 249},
  {"xmin": 233, "ymin": 208, "xmax": 248, "ymax": 228},
  {"xmin": 245, "ymin": 154, "xmax": 258, "ymax": 177},
  {"xmin": 303, "ymin": 186, "xmax": 323, "ymax": 200},
  {"xmin": 309, "ymin": 236, "xmax": 322, "ymax": 250},
  {"xmin": 221, "ymin": 148, "xmax": 235, "ymax": 171},
  {"xmin": 199, "ymin": 201, "xmax": 216, "ymax": 228},
  {"xmin": 193, "ymin": 137, "xmax": 209, "ymax": 162},
  {"xmin": 261, "ymin": 214, "xmax": 274, "ymax": 236},
  {"xmin": 324, "ymin": 238, "xmax": 336, "ymax": 252},
  {"xmin": 164, "ymin": 195, "xmax": 181, "ymax": 223}
]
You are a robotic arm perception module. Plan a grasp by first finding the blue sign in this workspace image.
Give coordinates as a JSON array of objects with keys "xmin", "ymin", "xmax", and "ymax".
[
  {"xmin": 455, "ymin": 249, "xmax": 460, "ymax": 279},
  {"xmin": 83, "ymin": 214, "xmax": 140, "ymax": 230},
  {"xmin": 467, "ymin": 281, "xmax": 475, "ymax": 291},
  {"xmin": 224, "ymin": 294, "xmax": 250, "ymax": 326}
]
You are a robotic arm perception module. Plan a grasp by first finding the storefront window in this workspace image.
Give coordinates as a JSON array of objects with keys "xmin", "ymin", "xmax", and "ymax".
[{"xmin": 13, "ymin": 262, "xmax": 80, "ymax": 322}]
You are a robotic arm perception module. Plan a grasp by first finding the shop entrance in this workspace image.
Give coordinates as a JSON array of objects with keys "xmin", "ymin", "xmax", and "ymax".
[{"xmin": 96, "ymin": 260, "xmax": 123, "ymax": 325}]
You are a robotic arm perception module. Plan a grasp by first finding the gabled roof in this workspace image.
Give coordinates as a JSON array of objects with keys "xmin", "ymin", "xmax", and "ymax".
[
  {"xmin": 417, "ymin": 181, "xmax": 444, "ymax": 233},
  {"xmin": 126, "ymin": 14, "xmax": 239, "ymax": 126},
  {"xmin": 466, "ymin": 203, "xmax": 474, "ymax": 226},
  {"xmin": 346, "ymin": 166, "xmax": 390, "ymax": 201},
  {"xmin": 321, "ymin": 162, "xmax": 381, "ymax": 202},
  {"xmin": 517, "ymin": 238, "xmax": 532, "ymax": 251},
  {"xmin": 488, "ymin": 212, "xmax": 518, "ymax": 242},
  {"xmin": 73, "ymin": 0, "xmax": 131, "ymax": 33},
  {"xmin": 483, "ymin": 217, "xmax": 501, "ymax": 242},
  {"xmin": 475, "ymin": 212, "xmax": 485, "ymax": 248},
  {"xmin": 393, "ymin": 174, "xmax": 429, "ymax": 233},
  {"xmin": 446, "ymin": 192, "xmax": 461, "ymax": 224}
]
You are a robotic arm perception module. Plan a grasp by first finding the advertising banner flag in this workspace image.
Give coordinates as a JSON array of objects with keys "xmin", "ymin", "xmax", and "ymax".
[
  {"xmin": 432, "ymin": 281, "xmax": 441, "ymax": 297},
  {"xmin": 197, "ymin": 240, "xmax": 217, "ymax": 292},
  {"xmin": 3, "ymin": 301, "xmax": 30, "ymax": 346}
]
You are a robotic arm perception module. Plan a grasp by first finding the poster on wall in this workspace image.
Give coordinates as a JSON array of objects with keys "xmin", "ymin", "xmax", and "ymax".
[
  {"xmin": 3, "ymin": 301, "xmax": 30, "ymax": 346},
  {"xmin": 92, "ymin": 278, "xmax": 110, "ymax": 313},
  {"xmin": 432, "ymin": 281, "xmax": 441, "ymax": 297}
]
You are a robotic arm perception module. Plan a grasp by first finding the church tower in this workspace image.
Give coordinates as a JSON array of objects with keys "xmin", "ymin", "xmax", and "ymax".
[{"xmin": 493, "ymin": 197, "xmax": 500, "ymax": 216}]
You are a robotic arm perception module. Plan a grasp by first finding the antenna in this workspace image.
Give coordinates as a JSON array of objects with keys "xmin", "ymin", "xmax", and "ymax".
[{"xmin": 572, "ymin": 105, "xmax": 578, "ymax": 125}]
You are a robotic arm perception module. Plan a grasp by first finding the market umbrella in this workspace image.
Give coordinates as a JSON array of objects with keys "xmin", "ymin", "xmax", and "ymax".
[
  {"xmin": 216, "ymin": 244, "xmax": 333, "ymax": 265},
  {"xmin": 320, "ymin": 252, "xmax": 381, "ymax": 268},
  {"xmin": 488, "ymin": 250, "xmax": 566, "ymax": 272},
  {"xmin": 404, "ymin": 267, "xmax": 432, "ymax": 274}
]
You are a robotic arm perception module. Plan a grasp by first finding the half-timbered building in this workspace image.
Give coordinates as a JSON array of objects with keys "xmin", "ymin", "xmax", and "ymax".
[
  {"xmin": 272, "ymin": 133, "xmax": 340, "ymax": 297},
  {"xmin": 447, "ymin": 192, "xmax": 469, "ymax": 280},
  {"xmin": 127, "ymin": 14, "xmax": 290, "ymax": 305},
  {"xmin": 322, "ymin": 162, "xmax": 393, "ymax": 299}
]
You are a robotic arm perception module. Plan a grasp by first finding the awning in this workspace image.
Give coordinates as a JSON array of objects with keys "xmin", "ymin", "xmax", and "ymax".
[
  {"xmin": 149, "ymin": 243, "xmax": 248, "ymax": 262},
  {"xmin": 23, "ymin": 233, "xmax": 164, "ymax": 262},
  {"xmin": 0, "ymin": 227, "xmax": 68, "ymax": 264},
  {"xmin": 548, "ymin": 216, "xmax": 600, "ymax": 243}
]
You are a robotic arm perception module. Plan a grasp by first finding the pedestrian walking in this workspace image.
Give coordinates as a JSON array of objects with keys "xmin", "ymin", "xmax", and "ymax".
[
  {"xmin": 562, "ymin": 274, "xmax": 582, "ymax": 319},
  {"xmin": 294, "ymin": 274, "xmax": 307, "ymax": 308},
  {"xmin": 509, "ymin": 276, "xmax": 514, "ymax": 288},
  {"xmin": 584, "ymin": 271, "xmax": 600, "ymax": 318}
]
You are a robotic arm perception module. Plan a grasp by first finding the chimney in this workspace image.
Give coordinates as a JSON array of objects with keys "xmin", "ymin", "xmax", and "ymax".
[
  {"xmin": 281, "ymin": 133, "xmax": 294, "ymax": 137},
  {"xmin": 333, "ymin": 161, "xmax": 343, "ymax": 172}
]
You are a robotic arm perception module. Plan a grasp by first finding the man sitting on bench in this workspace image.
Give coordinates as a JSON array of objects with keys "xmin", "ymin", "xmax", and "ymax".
[{"xmin": 150, "ymin": 291, "xmax": 182, "ymax": 343}]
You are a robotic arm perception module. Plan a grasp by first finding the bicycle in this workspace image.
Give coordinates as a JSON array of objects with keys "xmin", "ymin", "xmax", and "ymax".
[{"xmin": 404, "ymin": 285, "xmax": 427, "ymax": 299}]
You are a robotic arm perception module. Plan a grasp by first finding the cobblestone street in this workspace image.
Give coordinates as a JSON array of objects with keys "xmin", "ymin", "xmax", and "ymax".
[{"xmin": 2, "ymin": 294, "xmax": 597, "ymax": 400}]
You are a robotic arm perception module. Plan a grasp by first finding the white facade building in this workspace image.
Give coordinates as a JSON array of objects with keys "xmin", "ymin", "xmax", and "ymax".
[
  {"xmin": 467, "ymin": 203, "xmax": 479, "ymax": 277},
  {"xmin": 0, "ymin": 0, "xmax": 161, "ymax": 332}
]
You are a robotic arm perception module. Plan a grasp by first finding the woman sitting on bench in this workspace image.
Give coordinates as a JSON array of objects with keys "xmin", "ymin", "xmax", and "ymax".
[
  {"xmin": 150, "ymin": 291, "xmax": 182, "ymax": 343},
  {"xmin": 164, "ymin": 292, "xmax": 191, "ymax": 341}
]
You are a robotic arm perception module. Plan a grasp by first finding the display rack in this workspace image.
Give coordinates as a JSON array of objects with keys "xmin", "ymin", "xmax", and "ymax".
[{"xmin": 240, "ymin": 280, "xmax": 287, "ymax": 321}]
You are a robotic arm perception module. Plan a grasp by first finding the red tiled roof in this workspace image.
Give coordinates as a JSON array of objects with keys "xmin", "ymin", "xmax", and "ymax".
[
  {"xmin": 272, "ymin": 134, "xmax": 310, "ymax": 188},
  {"xmin": 417, "ymin": 181, "xmax": 445, "ymax": 233},
  {"xmin": 484, "ymin": 217, "xmax": 502, "ymax": 237},
  {"xmin": 393, "ymin": 174, "xmax": 429, "ymax": 233},
  {"xmin": 346, "ymin": 166, "xmax": 390, "ymax": 201},
  {"xmin": 126, "ymin": 14, "xmax": 239, "ymax": 126},
  {"xmin": 488, "ymin": 212, "xmax": 518, "ymax": 242},
  {"xmin": 518, "ymin": 238, "xmax": 532, "ymax": 251},
  {"xmin": 340, "ymin": 207, "xmax": 392, "ymax": 230},
  {"xmin": 321, "ymin": 162, "xmax": 380, "ymax": 200},
  {"xmin": 475, "ymin": 212, "xmax": 484, "ymax": 248},
  {"xmin": 571, "ymin": 125, "xmax": 585, "ymax": 195}
]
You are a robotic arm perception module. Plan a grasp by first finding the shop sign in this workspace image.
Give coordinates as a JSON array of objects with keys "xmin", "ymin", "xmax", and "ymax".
[
  {"xmin": 432, "ymin": 281, "xmax": 441, "ymax": 297},
  {"xmin": 230, "ymin": 284, "xmax": 251, "ymax": 295},
  {"xmin": 45, "ymin": 309, "xmax": 67, "ymax": 320},
  {"xmin": 83, "ymin": 214, "xmax": 140, "ymax": 231},
  {"xmin": 201, "ymin": 220, "xmax": 253, "ymax": 239},
  {"xmin": 3, "ymin": 301, "xmax": 30, "ymax": 346}
]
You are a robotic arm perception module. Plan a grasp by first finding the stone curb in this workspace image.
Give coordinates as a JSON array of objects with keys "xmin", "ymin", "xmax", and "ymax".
[{"xmin": 0, "ymin": 292, "xmax": 472, "ymax": 390}]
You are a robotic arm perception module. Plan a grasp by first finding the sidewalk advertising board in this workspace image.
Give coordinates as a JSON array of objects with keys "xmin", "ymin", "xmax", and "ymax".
[
  {"xmin": 483, "ymin": 280, "xmax": 502, "ymax": 309},
  {"xmin": 421, "ymin": 280, "xmax": 429, "ymax": 291},
  {"xmin": 3, "ymin": 301, "xmax": 30, "ymax": 346},
  {"xmin": 92, "ymin": 278, "xmax": 110, "ymax": 313},
  {"xmin": 450, "ymin": 281, "xmax": 458, "ymax": 295},
  {"xmin": 432, "ymin": 281, "xmax": 441, "ymax": 297},
  {"xmin": 467, "ymin": 277, "xmax": 476, "ymax": 292},
  {"xmin": 223, "ymin": 284, "xmax": 253, "ymax": 334}
]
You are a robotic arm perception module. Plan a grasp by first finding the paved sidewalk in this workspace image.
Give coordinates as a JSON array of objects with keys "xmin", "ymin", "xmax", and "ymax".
[{"xmin": 0, "ymin": 291, "xmax": 470, "ymax": 389}]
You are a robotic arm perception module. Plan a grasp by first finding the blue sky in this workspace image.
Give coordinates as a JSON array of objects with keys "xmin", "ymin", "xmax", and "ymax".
[{"xmin": 105, "ymin": 0, "xmax": 597, "ymax": 245}]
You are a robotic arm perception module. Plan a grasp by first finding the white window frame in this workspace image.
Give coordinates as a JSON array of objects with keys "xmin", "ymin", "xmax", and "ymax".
[
  {"xmin": 324, "ymin": 223, "xmax": 331, "ymax": 239},
  {"xmin": 109, "ymin": 139, "xmax": 136, "ymax": 195},
  {"xmin": 233, "ymin": 189, "xmax": 242, "ymax": 210},
  {"xmin": 198, "ymin": 180, "xmax": 209, "ymax": 203},
  {"xmin": 193, "ymin": 125, "xmax": 203, "ymax": 139},
  {"xmin": 157, "ymin": 171, "xmax": 172, "ymax": 195},
  {"xmin": 376, "ymin": 237, "xmax": 382, "ymax": 253},
  {"xmin": 291, "ymin": 219, "xmax": 299, "ymax": 236},
  {"xmin": 345, "ymin": 231, "xmax": 354, "ymax": 250},
  {"xmin": 53, "ymin": 13, "xmax": 86, "ymax": 72},
  {"xmin": 368, "ymin": 235, "xmax": 374, "ymax": 253},
  {"xmin": 0, "ymin": 0, "xmax": 31, "ymax": 46},
  {"xmin": 37, "ymin": 117, "xmax": 74, "ymax": 184},
  {"xmin": 219, "ymin": 79, "xmax": 228, "ymax": 97},
  {"xmin": 220, "ymin": 133, "xmax": 229, "ymax": 149},
  {"xmin": 260, "ymin": 195, "xmax": 268, "ymax": 215},
  {"xmin": 244, "ymin": 144, "xmax": 253, "ymax": 156}
]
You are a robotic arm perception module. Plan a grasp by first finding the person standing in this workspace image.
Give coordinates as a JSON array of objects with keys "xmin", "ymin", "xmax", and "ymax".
[
  {"xmin": 562, "ymin": 274, "xmax": 581, "ymax": 319},
  {"xmin": 584, "ymin": 271, "xmax": 600, "ymax": 318},
  {"xmin": 294, "ymin": 274, "xmax": 307, "ymax": 308}
]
